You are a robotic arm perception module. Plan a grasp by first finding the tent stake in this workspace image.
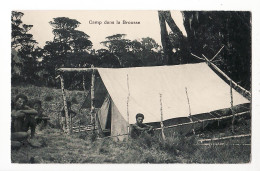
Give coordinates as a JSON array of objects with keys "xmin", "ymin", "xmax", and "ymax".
[
  {"xmin": 60, "ymin": 74, "xmax": 71, "ymax": 134},
  {"xmin": 185, "ymin": 87, "xmax": 195, "ymax": 135},
  {"xmin": 159, "ymin": 94, "xmax": 166, "ymax": 141}
]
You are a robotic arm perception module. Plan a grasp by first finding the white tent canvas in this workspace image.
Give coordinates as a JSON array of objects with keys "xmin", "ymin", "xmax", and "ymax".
[{"xmin": 97, "ymin": 62, "xmax": 249, "ymax": 126}]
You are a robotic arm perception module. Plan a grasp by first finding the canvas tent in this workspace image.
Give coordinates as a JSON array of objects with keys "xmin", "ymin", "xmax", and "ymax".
[{"xmin": 58, "ymin": 62, "xmax": 250, "ymax": 140}]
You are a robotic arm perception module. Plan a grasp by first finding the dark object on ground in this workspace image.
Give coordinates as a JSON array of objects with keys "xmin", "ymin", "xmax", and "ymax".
[
  {"xmin": 11, "ymin": 141, "xmax": 22, "ymax": 150},
  {"xmin": 11, "ymin": 132, "xmax": 28, "ymax": 141}
]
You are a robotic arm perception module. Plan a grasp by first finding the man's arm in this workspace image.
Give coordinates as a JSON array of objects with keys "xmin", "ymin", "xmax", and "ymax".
[
  {"xmin": 20, "ymin": 106, "xmax": 38, "ymax": 116},
  {"xmin": 143, "ymin": 123, "xmax": 153, "ymax": 131},
  {"xmin": 132, "ymin": 124, "xmax": 147, "ymax": 131},
  {"xmin": 11, "ymin": 110, "xmax": 25, "ymax": 118}
]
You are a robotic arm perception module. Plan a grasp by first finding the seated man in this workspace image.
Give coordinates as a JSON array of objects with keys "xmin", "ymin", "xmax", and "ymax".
[
  {"xmin": 130, "ymin": 113, "xmax": 154, "ymax": 139},
  {"xmin": 29, "ymin": 99, "xmax": 49, "ymax": 127},
  {"xmin": 60, "ymin": 101, "xmax": 77, "ymax": 131},
  {"xmin": 11, "ymin": 94, "xmax": 37, "ymax": 149}
]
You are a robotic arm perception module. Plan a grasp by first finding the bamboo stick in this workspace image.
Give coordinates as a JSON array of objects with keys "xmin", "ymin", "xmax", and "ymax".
[
  {"xmin": 82, "ymin": 74, "xmax": 86, "ymax": 93},
  {"xmin": 185, "ymin": 87, "xmax": 195, "ymax": 134},
  {"xmin": 202, "ymin": 54, "xmax": 251, "ymax": 99},
  {"xmin": 198, "ymin": 134, "xmax": 251, "ymax": 143},
  {"xmin": 191, "ymin": 53, "xmax": 204, "ymax": 60},
  {"xmin": 58, "ymin": 68, "xmax": 99, "ymax": 72},
  {"xmin": 60, "ymin": 74, "xmax": 71, "ymax": 134},
  {"xmin": 90, "ymin": 66, "xmax": 95, "ymax": 127},
  {"xmin": 126, "ymin": 74, "xmax": 130, "ymax": 137},
  {"xmin": 197, "ymin": 143, "xmax": 251, "ymax": 146},
  {"xmin": 159, "ymin": 94, "xmax": 166, "ymax": 140},
  {"xmin": 230, "ymin": 80, "xmax": 235, "ymax": 133},
  {"xmin": 155, "ymin": 111, "xmax": 250, "ymax": 130},
  {"xmin": 210, "ymin": 45, "xmax": 224, "ymax": 62}
]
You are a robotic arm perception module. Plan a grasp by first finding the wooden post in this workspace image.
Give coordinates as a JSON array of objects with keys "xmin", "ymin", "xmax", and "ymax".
[
  {"xmin": 230, "ymin": 80, "xmax": 235, "ymax": 133},
  {"xmin": 159, "ymin": 94, "xmax": 166, "ymax": 141},
  {"xmin": 90, "ymin": 65, "xmax": 95, "ymax": 129},
  {"xmin": 60, "ymin": 74, "xmax": 71, "ymax": 134},
  {"xmin": 185, "ymin": 87, "xmax": 195, "ymax": 135},
  {"xmin": 83, "ymin": 74, "xmax": 86, "ymax": 94},
  {"xmin": 126, "ymin": 74, "xmax": 130, "ymax": 137}
]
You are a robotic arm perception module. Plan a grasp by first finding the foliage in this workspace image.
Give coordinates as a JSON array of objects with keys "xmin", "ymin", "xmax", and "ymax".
[
  {"xmin": 181, "ymin": 11, "xmax": 251, "ymax": 90},
  {"xmin": 100, "ymin": 34, "xmax": 164, "ymax": 67},
  {"xmin": 42, "ymin": 17, "xmax": 94, "ymax": 87},
  {"xmin": 11, "ymin": 11, "xmax": 251, "ymax": 92},
  {"xmin": 11, "ymin": 11, "xmax": 42, "ymax": 85}
]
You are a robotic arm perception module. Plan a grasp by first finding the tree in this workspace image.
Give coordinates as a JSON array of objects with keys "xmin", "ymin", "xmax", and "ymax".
[
  {"xmin": 43, "ymin": 17, "xmax": 94, "ymax": 87},
  {"xmin": 11, "ymin": 11, "xmax": 39, "ymax": 84},
  {"xmin": 101, "ymin": 34, "xmax": 131, "ymax": 54},
  {"xmin": 181, "ymin": 11, "xmax": 251, "ymax": 90},
  {"xmin": 43, "ymin": 17, "xmax": 93, "ymax": 68},
  {"xmin": 100, "ymin": 34, "xmax": 163, "ymax": 67},
  {"xmin": 158, "ymin": 11, "xmax": 184, "ymax": 65}
]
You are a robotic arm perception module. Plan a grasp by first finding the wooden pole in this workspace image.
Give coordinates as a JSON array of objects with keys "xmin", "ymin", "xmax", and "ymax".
[
  {"xmin": 159, "ymin": 94, "xmax": 166, "ymax": 141},
  {"xmin": 126, "ymin": 74, "xmax": 130, "ymax": 137},
  {"xmin": 90, "ymin": 65, "xmax": 95, "ymax": 129},
  {"xmin": 83, "ymin": 74, "xmax": 86, "ymax": 94},
  {"xmin": 198, "ymin": 134, "xmax": 251, "ymax": 143},
  {"xmin": 60, "ymin": 74, "xmax": 70, "ymax": 134},
  {"xmin": 210, "ymin": 45, "xmax": 225, "ymax": 62},
  {"xmin": 155, "ymin": 111, "xmax": 249, "ymax": 130},
  {"xmin": 230, "ymin": 80, "xmax": 235, "ymax": 133},
  {"xmin": 202, "ymin": 54, "xmax": 251, "ymax": 99},
  {"xmin": 185, "ymin": 87, "xmax": 195, "ymax": 135}
]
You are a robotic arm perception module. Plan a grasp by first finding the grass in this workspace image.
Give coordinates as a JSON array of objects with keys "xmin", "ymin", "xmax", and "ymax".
[{"xmin": 11, "ymin": 85, "xmax": 251, "ymax": 163}]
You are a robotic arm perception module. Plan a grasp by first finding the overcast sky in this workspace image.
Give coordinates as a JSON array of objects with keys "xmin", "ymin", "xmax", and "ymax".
[{"xmin": 21, "ymin": 10, "xmax": 187, "ymax": 50}]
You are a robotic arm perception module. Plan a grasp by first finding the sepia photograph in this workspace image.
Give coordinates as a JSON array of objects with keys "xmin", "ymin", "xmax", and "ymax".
[{"xmin": 10, "ymin": 10, "xmax": 252, "ymax": 164}]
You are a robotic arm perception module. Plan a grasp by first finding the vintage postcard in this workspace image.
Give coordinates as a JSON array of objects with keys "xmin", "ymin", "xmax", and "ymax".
[{"xmin": 10, "ymin": 10, "xmax": 252, "ymax": 165}]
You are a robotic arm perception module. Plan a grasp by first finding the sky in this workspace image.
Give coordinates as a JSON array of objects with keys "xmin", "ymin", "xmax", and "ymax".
[{"xmin": 21, "ymin": 10, "xmax": 187, "ymax": 50}]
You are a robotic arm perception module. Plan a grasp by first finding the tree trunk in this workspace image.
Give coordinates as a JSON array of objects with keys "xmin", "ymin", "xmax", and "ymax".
[{"xmin": 158, "ymin": 11, "xmax": 175, "ymax": 65}]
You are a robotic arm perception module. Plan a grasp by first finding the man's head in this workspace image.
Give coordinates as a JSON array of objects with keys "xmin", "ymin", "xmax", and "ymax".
[
  {"xmin": 136, "ymin": 113, "xmax": 144, "ymax": 125},
  {"xmin": 32, "ymin": 100, "xmax": 42, "ymax": 111},
  {"xmin": 14, "ymin": 94, "xmax": 28, "ymax": 109}
]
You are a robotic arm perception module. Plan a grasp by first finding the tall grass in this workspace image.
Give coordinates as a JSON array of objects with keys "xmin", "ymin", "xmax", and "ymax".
[{"xmin": 11, "ymin": 85, "xmax": 251, "ymax": 163}]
